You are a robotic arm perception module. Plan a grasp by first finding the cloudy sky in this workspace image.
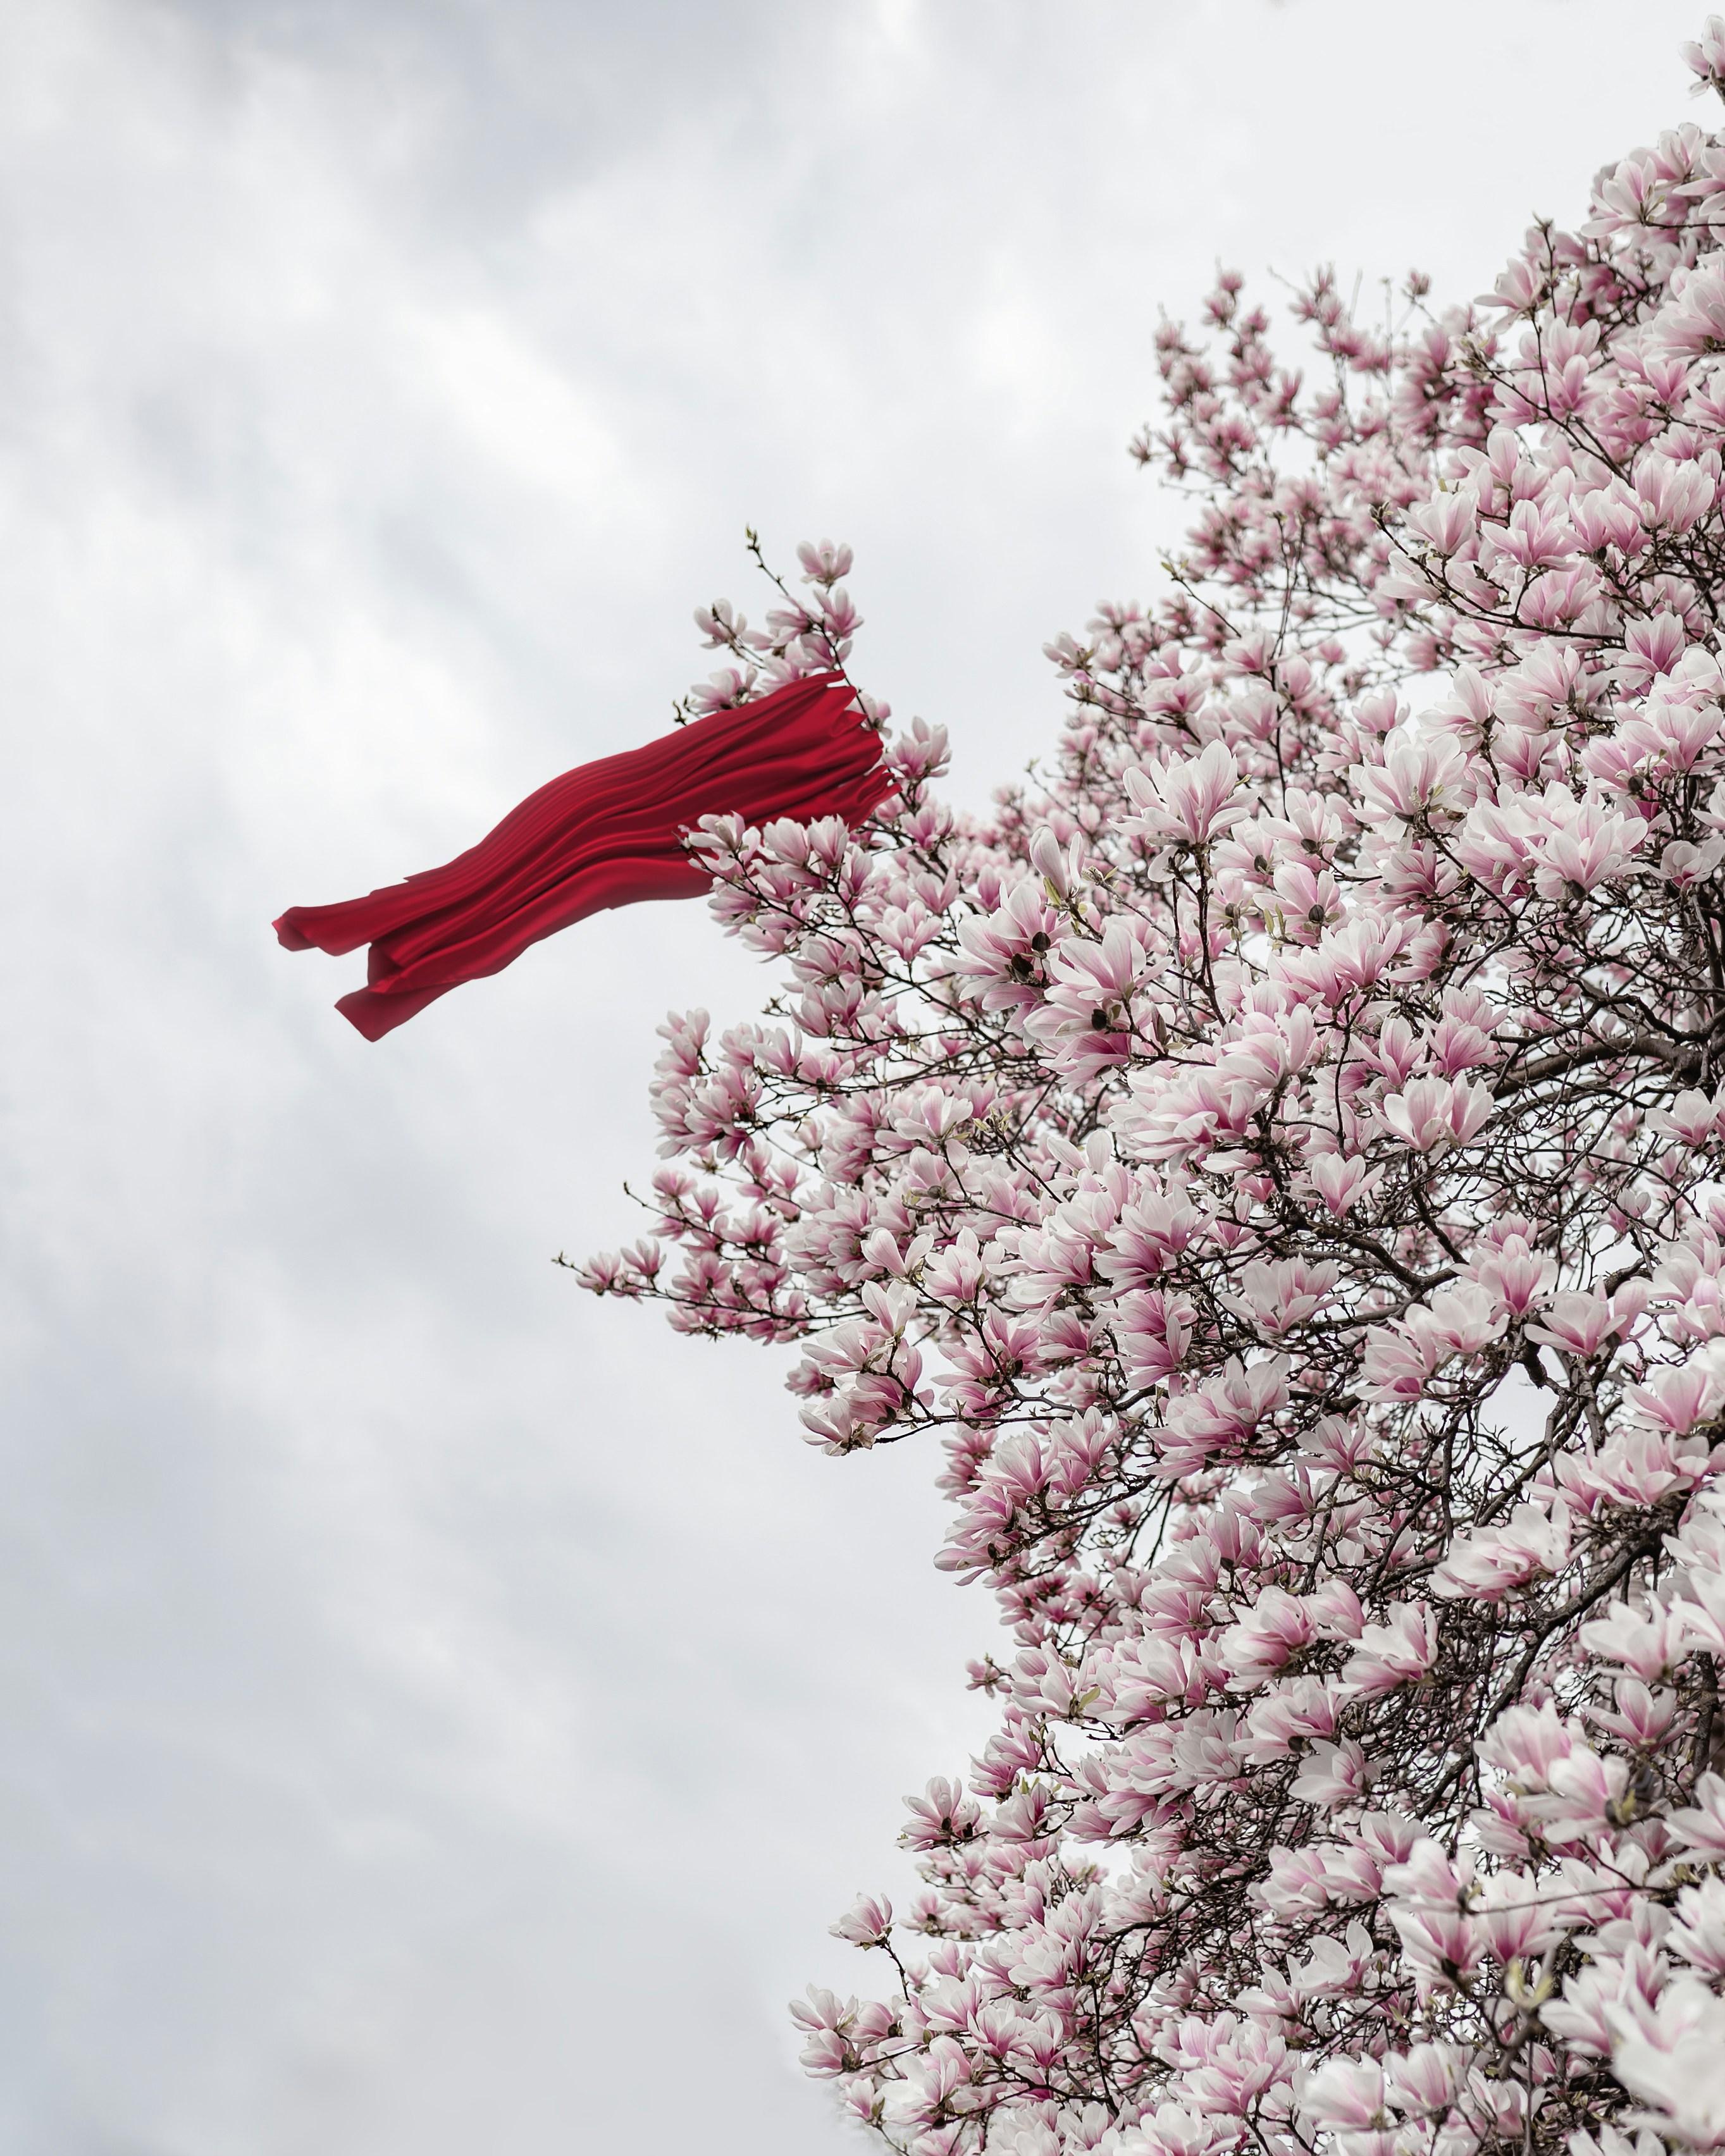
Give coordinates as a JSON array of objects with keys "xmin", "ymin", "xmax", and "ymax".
[{"xmin": 0, "ymin": 2, "xmax": 1709, "ymax": 2149}]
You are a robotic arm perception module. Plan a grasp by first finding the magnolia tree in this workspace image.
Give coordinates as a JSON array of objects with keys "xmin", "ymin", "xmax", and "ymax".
[{"xmin": 583, "ymin": 27, "xmax": 1725, "ymax": 2156}]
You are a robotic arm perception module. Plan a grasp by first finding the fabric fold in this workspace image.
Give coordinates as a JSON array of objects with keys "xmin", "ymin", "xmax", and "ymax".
[{"xmin": 275, "ymin": 672, "xmax": 889, "ymax": 1040}]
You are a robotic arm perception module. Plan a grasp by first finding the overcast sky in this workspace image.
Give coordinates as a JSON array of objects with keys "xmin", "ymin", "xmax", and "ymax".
[{"xmin": 0, "ymin": 3, "xmax": 1709, "ymax": 2150}]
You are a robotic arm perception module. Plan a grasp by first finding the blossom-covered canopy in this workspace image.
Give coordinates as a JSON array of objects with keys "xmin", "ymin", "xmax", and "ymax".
[{"xmin": 581, "ymin": 26, "xmax": 1725, "ymax": 2156}]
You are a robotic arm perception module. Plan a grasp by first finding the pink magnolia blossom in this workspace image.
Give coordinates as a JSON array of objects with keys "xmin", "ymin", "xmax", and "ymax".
[
  {"xmin": 1610, "ymin": 1978, "xmax": 1725, "ymax": 2147},
  {"xmin": 1125, "ymin": 742, "xmax": 1249, "ymax": 846},
  {"xmin": 1379, "ymin": 1074, "xmax": 1496, "ymax": 1154}
]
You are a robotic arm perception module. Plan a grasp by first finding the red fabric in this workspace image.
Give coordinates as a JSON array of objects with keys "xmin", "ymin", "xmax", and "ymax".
[{"xmin": 275, "ymin": 672, "xmax": 889, "ymax": 1040}]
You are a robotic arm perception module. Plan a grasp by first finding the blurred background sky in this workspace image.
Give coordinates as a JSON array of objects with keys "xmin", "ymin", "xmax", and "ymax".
[{"xmin": 0, "ymin": 2, "xmax": 1709, "ymax": 2149}]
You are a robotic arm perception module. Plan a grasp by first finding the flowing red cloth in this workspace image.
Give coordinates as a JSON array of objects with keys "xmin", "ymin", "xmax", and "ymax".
[{"xmin": 274, "ymin": 673, "xmax": 889, "ymax": 1040}]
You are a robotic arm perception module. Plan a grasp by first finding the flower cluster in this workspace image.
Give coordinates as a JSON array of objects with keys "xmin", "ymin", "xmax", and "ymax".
[{"xmin": 583, "ymin": 26, "xmax": 1725, "ymax": 2156}]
